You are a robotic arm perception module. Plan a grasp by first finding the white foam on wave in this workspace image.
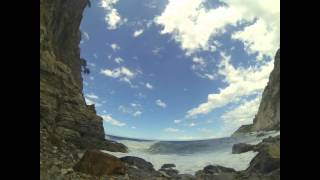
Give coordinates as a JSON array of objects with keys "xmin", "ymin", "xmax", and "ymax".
[
  {"xmin": 102, "ymin": 131, "xmax": 279, "ymax": 175},
  {"xmin": 102, "ymin": 140, "xmax": 257, "ymax": 174}
]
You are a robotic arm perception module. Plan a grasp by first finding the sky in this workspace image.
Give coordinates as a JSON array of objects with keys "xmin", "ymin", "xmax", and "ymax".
[{"xmin": 80, "ymin": 0, "xmax": 280, "ymax": 140}]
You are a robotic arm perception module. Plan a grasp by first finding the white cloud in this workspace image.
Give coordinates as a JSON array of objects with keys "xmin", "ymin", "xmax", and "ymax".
[
  {"xmin": 186, "ymin": 52, "xmax": 273, "ymax": 117},
  {"xmin": 110, "ymin": 43, "xmax": 120, "ymax": 51},
  {"xmin": 146, "ymin": 83, "xmax": 153, "ymax": 89},
  {"xmin": 189, "ymin": 122, "xmax": 196, "ymax": 127},
  {"xmin": 174, "ymin": 119, "xmax": 181, "ymax": 124},
  {"xmin": 222, "ymin": 95, "xmax": 261, "ymax": 130},
  {"xmin": 88, "ymin": 62, "xmax": 96, "ymax": 67},
  {"xmin": 101, "ymin": 114, "xmax": 126, "ymax": 127},
  {"xmin": 192, "ymin": 57, "xmax": 206, "ymax": 65},
  {"xmin": 119, "ymin": 105, "xmax": 142, "ymax": 117},
  {"xmin": 133, "ymin": 110, "xmax": 142, "ymax": 117},
  {"xmin": 155, "ymin": 99, "xmax": 167, "ymax": 108},
  {"xmin": 191, "ymin": 56, "xmax": 216, "ymax": 80},
  {"xmin": 152, "ymin": 47, "xmax": 162, "ymax": 55},
  {"xmin": 84, "ymin": 93, "xmax": 101, "ymax": 107},
  {"xmin": 131, "ymin": 126, "xmax": 136, "ymax": 129},
  {"xmin": 232, "ymin": 18, "xmax": 279, "ymax": 60},
  {"xmin": 164, "ymin": 127, "xmax": 180, "ymax": 132},
  {"xmin": 114, "ymin": 57, "xmax": 124, "ymax": 64},
  {"xmin": 131, "ymin": 103, "xmax": 140, "ymax": 107},
  {"xmin": 85, "ymin": 93, "xmax": 99, "ymax": 99},
  {"xmin": 155, "ymin": 0, "xmax": 280, "ymax": 58},
  {"xmin": 100, "ymin": 0, "xmax": 127, "ymax": 30},
  {"xmin": 100, "ymin": 66, "xmax": 136, "ymax": 84},
  {"xmin": 82, "ymin": 31, "xmax": 90, "ymax": 41},
  {"xmin": 154, "ymin": 0, "xmax": 241, "ymax": 55},
  {"xmin": 133, "ymin": 29, "xmax": 144, "ymax": 37}
]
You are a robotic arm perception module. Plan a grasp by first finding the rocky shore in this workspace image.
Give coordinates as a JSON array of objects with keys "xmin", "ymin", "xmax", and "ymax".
[{"xmin": 40, "ymin": 0, "xmax": 280, "ymax": 179}]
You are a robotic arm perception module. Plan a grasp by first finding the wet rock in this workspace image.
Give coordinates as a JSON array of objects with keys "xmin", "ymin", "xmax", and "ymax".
[
  {"xmin": 73, "ymin": 150, "xmax": 126, "ymax": 176},
  {"xmin": 232, "ymin": 143, "xmax": 255, "ymax": 154},
  {"xmin": 175, "ymin": 174, "xmax": 196, "ymax": 180},
  {"xmin": 161, "ymin": 163, "xmax": 176, "ymax": 169},
  {"xmin": 120, "ymin": 156, "xmax": 155, "ymax": 171},
  {"xmin": 195, "ymin": 165, "xmax": 236, "ymax": 180}
]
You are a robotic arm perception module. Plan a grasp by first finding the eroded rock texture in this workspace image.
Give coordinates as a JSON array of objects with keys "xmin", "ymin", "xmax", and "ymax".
[{"xmin": 233, "ymin": 49, "xmax": 280, "ymax": 135}]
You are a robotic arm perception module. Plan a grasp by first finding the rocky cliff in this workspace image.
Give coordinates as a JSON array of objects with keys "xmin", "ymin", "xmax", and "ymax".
[
  {"xmin": 40, "ymin": 0, "xmax": 127, "ymax": 151},
  {"xmin": 233, "ymin": 49, "xmax": 280, "ymax": 136}
]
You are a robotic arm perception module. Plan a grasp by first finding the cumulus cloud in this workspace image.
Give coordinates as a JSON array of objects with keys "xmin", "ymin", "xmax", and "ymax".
[
  {"xmin": 84, "ymin": 93, "xmax": 101, "ymax": 107},
  {"xmin": 114, "ymin": 57, "xmax": 124, "ymax": 64},
  {"xmin": 100, "ymin": 66, "xmax": 137, "ymax": 85},
  {"xmin": 101, "ymin": 114, "xmax": 126, "ymax": 127},
  {"xmin": 82, "ymin": 31, "xmax": 90, "ymax": 41},
  {"xmin": 188, "ymin": 122, "xmax": 196, "ymax": 127},
  {"xmin": 118, "ymin": 104, "xmax": 142, "ymax": 117},
  {"xmin": 186, "ymin": 52, "xmax": 273, "ymax": 117},
  {"xmin": 155, "ymin": 0, "xmax": 280, "ymax": 58},
  {"xmin": 222, "ymin": 95, "xmax": 261, "ymax": 130},
  {"xmin": 133, "ymin": 29, "xmax": 144, "ymax": 37},
  {"xmin": 146, "ymin": 83, "xmax": 153, "ymax": 89},
  {"xmin": 155, "ymin": 99, "xmax": 167, "ymax": 108},
  {"xmin": 191, "ymin": 56, "xmax": 216, "ymax": 80},
  {"xmin": 85, "ymin": 93, "xmax": 99, "ymax": 99},
  {"xmin": 110, "ymin": 43, "xmax": 120, "ymax": 51},
  {"xmin": 174, "ymin": 119, "xmax": 181, "ymax": 124},
  {"xmin": 100, "ymin": 0, "xmax": 127, "ymax": 30},
  {"xmin": 164, "ymin": 127, "xmax": 180, "ymax": 132},
  {"xmin": 133, "ymin": 111, "xmax": 142, "ymax": 117}
]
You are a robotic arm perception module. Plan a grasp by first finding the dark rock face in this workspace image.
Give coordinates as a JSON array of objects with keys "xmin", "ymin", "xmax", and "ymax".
[
  {"xmin": 73, "ymin": 150, "xmax": 126, "ymax": 176},
  {"xmin": 40, "ymin": 0, "xmax": 127, "ymax": 152},
  {"xmin": 195, "ymin": 165, "xmax": 236, "ymax": 180},
  {"xmin": 235, "ymin": 136, "xmax": 280, "ymax": 180},
  {"xmin": 233, "ymin": 49, "xmax": 280, "ymax": 136},
  {"xmin": 40, "ymin": 0, "xmax": 128, "ymax": 179},
  {"xmin": 246, "ymin": 136, "xmax": 280, "ymax": 174},
  {"xmin": 232, "ymin": 143, "xmax": 255, "ymax": 154},
  {"xmin": 161, "ymin": 163, "xmax": 176, "ymax": 169},
  {"xmin": 120, "ymin": 156, "xmax": 155, "ymax": 172}
]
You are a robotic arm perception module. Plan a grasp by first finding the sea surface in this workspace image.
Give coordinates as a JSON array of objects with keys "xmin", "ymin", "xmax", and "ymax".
[{"xmin": 102, "ymin": 131, "xmax": 280, "ymax": 175}]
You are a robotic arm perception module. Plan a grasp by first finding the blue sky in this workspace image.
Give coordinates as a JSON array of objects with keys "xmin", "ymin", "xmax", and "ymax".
[{"xmin": 80, "ymin": 0, "xmax": 280, "ymax": 140}]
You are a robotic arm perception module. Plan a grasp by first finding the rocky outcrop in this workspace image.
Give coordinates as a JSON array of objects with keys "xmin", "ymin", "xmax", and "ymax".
[
  {"xmin": 233, "ymin": 49, "xmax": 280, "ymax": 136},
  {"xmin": 120, "ymin": 156, "xmax": 155, "ymax": 172},
  {"xmin": 73, "ymin": 150, "xmax": 126, "ymax": 176},
  {"xmin": 195, "ymin": 165, "xmax": 236, "ymax": 180},
  {"xmin": 232, "ymin": 143, "xmax": 255, "ymax": 154},
  {"xmin": 40, "ymin": 0, "xmax": 128, "ymax": 179},
  {"xmin": 234, "ymin": 135, "xmax": 280, "ymax": 180},
  {"xmin": 40, "ymin": 0, "xmax": 127, "ymax": 152}
]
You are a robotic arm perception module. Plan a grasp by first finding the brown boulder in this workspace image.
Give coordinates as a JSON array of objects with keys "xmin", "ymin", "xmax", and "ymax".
[{"xmin": 73, "ymin": 150, "xmax": 126, "ymax": 176}]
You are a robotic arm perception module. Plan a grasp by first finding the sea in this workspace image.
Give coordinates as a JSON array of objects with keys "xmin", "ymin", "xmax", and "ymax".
[{"xmin": 102, "ymin": 131, "xmax": 280, "ymax": 175}]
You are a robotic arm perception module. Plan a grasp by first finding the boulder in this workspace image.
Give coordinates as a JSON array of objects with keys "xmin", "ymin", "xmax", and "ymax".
[
  {"xmin": 232, "ymin": 143, "xmax": 255, "ymax": 154},
  {"xmin": 120, "ymin": 156, "xmax": 155, "ymax": 171},
  {"xmin": 195, "ymin": 165, "xmax": 236, "ymax": 180},
  {"xmin": 202, "ymin": 165, "xmax": 236, "ymax": 174},
  {"xmin": 73, "ymin": 150, "xmax": 126, "ymax": 176},
  {"xmin": 161, "ymin": 163, "xmax": 176, "ymax": 169}
]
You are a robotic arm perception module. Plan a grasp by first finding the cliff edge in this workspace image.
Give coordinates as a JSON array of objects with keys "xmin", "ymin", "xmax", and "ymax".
[
  {"xmin": 40, "ymin": 0, "xmax": 126, "ymax": 153},
  {"xmin": 233, "ymin": 49, "xmax": 280, "ymax": 136}
]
